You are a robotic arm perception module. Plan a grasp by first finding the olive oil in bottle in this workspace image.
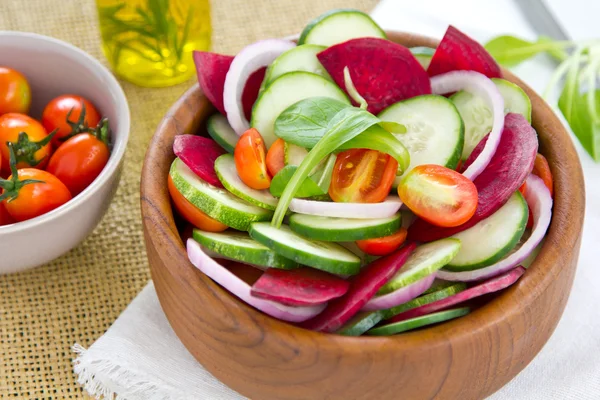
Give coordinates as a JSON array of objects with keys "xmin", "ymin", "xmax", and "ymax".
[{"xmin": 96, "ymin": 0, "xmax": 211, "ymax": 87}]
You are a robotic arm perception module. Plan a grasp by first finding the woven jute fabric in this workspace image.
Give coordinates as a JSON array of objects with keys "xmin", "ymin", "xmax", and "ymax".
[{"xmin": 0, "ymin": 0, "xmax": 378, "ymax": 398}]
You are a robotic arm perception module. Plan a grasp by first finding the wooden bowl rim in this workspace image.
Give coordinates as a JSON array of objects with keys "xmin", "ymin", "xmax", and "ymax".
[{"xmin": 141, "ymin": 31, "xmax": 585, "ymax": 352}]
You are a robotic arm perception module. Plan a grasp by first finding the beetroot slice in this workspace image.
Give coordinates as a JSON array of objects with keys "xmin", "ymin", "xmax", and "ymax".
[
  {"xmin": 387, "ymin": 266, "xmax": 525, "ymax": 323},
  {"xmin": 250, "ymin": 267, "xmax": 350, "ymax": 306},
  {"xmin": 193, "ymin": 51, "xmax": 265, "ymax": 119},
  {"xmin": 299, "ymin": 243, "xmax": 417, "ymax": 333},
  {"xmin": 173, "ymin": 135, "xmax": 225, "ymax": 188},
  {"xmin": 427, "ymin": 25, "xmax": 502, "ymax": 79},
  {"xmin": 409, "ymin": 113, "xmax": 538, "ymax": 242},
  {"xmin": 317, "ymin": 38, "xmax": 431, "ymax": 115}
]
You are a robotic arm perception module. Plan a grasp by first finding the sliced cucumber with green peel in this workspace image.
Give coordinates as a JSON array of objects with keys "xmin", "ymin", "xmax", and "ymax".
[
  {"xmin": 377, "ymin": 95, "xmax": 464, "ymax": 187},
  {"xmin": 378, "ymin": 238, "xmax": 462, "ymax": 295},
  {"xmin": 206, "ymin": 114, "xmax": 238, "ymax": 153},
  {"xmin": 445, "ymin": 191, "xmax": 528, "ymax": 272},
  {"xmin": 338, "ymin": 282, "xmax": 466, "ymax": 336},
  {"xmin": 251, "ymin": 71, "xmax": 350, "ymax": 147},
  {"xmin": 284, "ymin": 142, "xmax": 309, "ymax": 166},
  {"xmin": 410, "ymin": 46, "xmax": 435, "ymax": 69},
  {"xmin": 367, "ymin": 307, "xmax": 470, "ymax": 336},
  {"xmin": 249, "ymin": 222, "xmax": 361, "ymax": 275},
  {"xmin": 262, "ymin": 44, "xmax": 330, "ymax": 90},
  {"xmin": 299, "ymin": 9, "xmax": 386, "ymax": 47},
  {"xmin": 452, "ymin": 78, "xmax": 532, "ymax": 160},
  {"xmin": 170, "ymin": 158, "xmax": 272, "ymax": 231},
  {"xmin": 193, "ymin": 230, "xmax": 297, "ymax": 270},
  {"xmin": 214, "ymin": 154, "xmax": 278, "ymax": 210},
  {"xmin": 422, "ymin": 279, "xmax": 457, "ymax": 295},
  {"xmin": 289, "ymin": 213, "xmax": 402, "ymax": 242}
]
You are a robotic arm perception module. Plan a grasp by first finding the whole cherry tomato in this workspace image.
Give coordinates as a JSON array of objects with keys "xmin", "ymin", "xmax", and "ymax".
[
  {"xmin": 398, "ymin": 164, "xmax": 478, "ymax": 228},
  {"xmin": 46, "ymin": 119, "xmax": 110, "ymax": 196},
  {"xmin": 0, "ymin": 201, "xmax": 14, "ymax": 226},
  {"xmin": 0, "ymin": 144, "xmax": 71, "ymax": 222},
  {"xmin": 234, "ymin": 128, "xmax": 271, "ymax": 190},
  {"xmin": 42, "ymin": 94, "xmax": 100, "ymax": 147},
  {"xmin": 356, "ymin": 228, "xmax": 408, "ymax": 256},
  {"xmin": 266, "ymin": 138, "xmax": 285, "ymax": 177},
  {"xmin": 168, "ymin": 175, "xmax": 228, "ymax": 232},
  {"xmin": 329, "ymin": 149, "xmax": 398, "ymax": 203},
  {"xmin": 0, "ymin": 67, "xmax": 31, "ymax": 116},
  {"xmin": 0, "ymin": 113, "xmax": 54, "ymax": 173}
]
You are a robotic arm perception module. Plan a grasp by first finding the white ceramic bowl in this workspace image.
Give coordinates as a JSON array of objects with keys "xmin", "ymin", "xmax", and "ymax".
[{"xmin": 0, "ymin": 31, "xmax": 130, "ymax": 274}]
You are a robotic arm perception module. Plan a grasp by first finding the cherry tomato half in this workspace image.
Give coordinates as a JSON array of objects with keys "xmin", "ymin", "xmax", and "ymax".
[
  {"xmin": 234, "ymin": 128, "xmax": 271, "ymax": 190},
  {"xmin": 266, "ymin": 138, "xmax": 285, "ymax": 177},
  {"xmin": 329, "ymin": 149, "xmax": 398, "ymax": 203},
  {"xmin": 47, "ymin": 132, "xmax": 110, "ymax": 196},
  {"xmin": 0, "ymin": 113, "xmax": 53, "ymax": 173},
  {"xmin": 168, "ymin": 175, "xmax": 228, "ymax": 232},
  {"xmin": 42, "ymin": 94, "xmax": 100, "ymax": 147},
  {"xmin": 532, "ymin": 153, "xmax": 553, "ymax": 197},
  {"xmin": 0, "ymin": 67, "xmax": 31, "ymax": 116},
  {"xmin": 356, "ymin": 228, "xmax": 408, "ymax": 256},
  {"xmin": 398, "ymin": 164, "xmax": 478, "ymax": 228},
  {"xmin": 1, "ymin": 168, "xmax": 72, "ymax": 222}
]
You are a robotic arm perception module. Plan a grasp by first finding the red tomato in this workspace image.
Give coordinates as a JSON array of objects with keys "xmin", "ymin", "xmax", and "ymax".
[
  {"xmin": 1, "ymin": 168, "xmax": 72, "ymax": 222},
  {"xmin": 0, "ymin": 113, "xmax": 53, "ymax": 173},
  {"xmin": 0, "ymin": 67, "xmax": 31, "ymax": 116},
  {"xmin": 329, "ymin": 149, "xmax": 398, "ymax": 203},
  {"xmin": 0, "ymin": 201, "xmax": 14, "ymax": 226},
  {"xmin": 356, "ymin": 228, "xmax": 408, "ymax": 256},
  {"xmin": 234, "ymin": 128, "xmax": 271, "ymax": 190},
  {"xmin": 532, "ymin": 153, "xmax": 553, "ymax": 197},
  {"xmin": 519, "ymin": 182, "xmax": 527, "ymax": 196},
  {"xmin": 266, "ymin": 138, "xmax": 285, "ymax": 177},
  {"xmin": 42, "ymin": 94, "xmax": 100, "ymax": 147},
  {"xmin": 398, "ymin": 164, "xmax": 478, "ymax": 228},
  {"xmin": 46, "ymin": 131, "xmax": 110, "ymax": 196},
  {"xmin": 168, "ymin": 175, "xmax": 228, "ymax": 232}
]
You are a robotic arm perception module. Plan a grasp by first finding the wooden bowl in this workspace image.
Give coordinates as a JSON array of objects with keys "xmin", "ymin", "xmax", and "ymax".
[{"xmin": 141, "ymin": 32, "xmax": 585, "ymax": 400}]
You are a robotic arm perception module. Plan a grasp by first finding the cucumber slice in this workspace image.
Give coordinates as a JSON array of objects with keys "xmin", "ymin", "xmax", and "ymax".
[
  {"xmin": 367, "ymin": 307, "xmax": 470, "ymax": 336},
  {"xmin": 289, "ymin": 213, "xmax": 402, "ymax": 242},
  {"xmin": 410, "ymin": 46, "xmax": 435, "ymax": 69},
  {"xmin": 377, "ymin": 95, "xmax": 464, "ymax": 187},
  {"xmin": 249, "ymin": 222, "xmax": 361, "ymax": 275},
  {"xmin": 378, "ymin": 238, "xmax": 462, "ymax": 295},
  {"xmin": 262, "ymin": 44, "xmax": 330, "ymax": 89},
  {"xmin": 452, "ymin": 78, "xmax": 532, "ymax": 160},
  {"xmin": 214, "ymin": 154, "xmax": 278, "ymax": 210},
  {"xmin": 299, "ymin": 9, "xmax": 386, "ymax": 47},
  {"xmin": 284, "ymin": 142, "xmax": 309, "ymax": 166},
  {"xmin": 206, "ymin": 114, "xmax": 238, "ymax": 153},
  {"xmin": 338, "ymin": 282, "xmax": 466, "ymax": 336},
  {"xmin": 170, "ymin": 158, "xmax": 272, "ymax": 231},
  {"xmin": 251, "ymin": 71, "xmax": 350, "ymax": 147},
  {"xmin": 445, "ymin": 191, "xmax": 528, "ymax": 272},
  {"xmin": 193, "ymin": 230, "xmax": 297, "ymax": 270}
]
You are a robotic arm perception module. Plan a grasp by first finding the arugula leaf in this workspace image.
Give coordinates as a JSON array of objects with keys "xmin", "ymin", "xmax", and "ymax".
[
  {"xmin": 270, "ymin": 166, "xmax": 327, "ymax": 198},
  {"xmin": 484, "ymin": 35, "xmax": 571, "ymax": 67},
  {"xmin": 338, "ymin": 125, "xmax": 410, "ymax": 174},
  {"xmin": 271, "ymin": 107, "xmax": 382, "ymax": 227},
  {"xmin": 274, "ymin": 97, "xmax": 350, "ymax": 148}
]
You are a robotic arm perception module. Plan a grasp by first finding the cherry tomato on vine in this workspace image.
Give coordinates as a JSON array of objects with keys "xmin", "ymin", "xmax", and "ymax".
[
  {"xmin": 46, "ymin": 119, "xmax": 110, "ymax": 196},
  {"xmin": 0, "ymin": 67, "xmax": 31, "ymax": 116},
  {"xmin": 0, "ymin": 113, "xmax": 54, "ymax": 173},
  {"xmin": 0, "ymin": 201, "xmax": 14, "ymax": 226},
  {"xmin": 329, "ymin": 149, "xmax": 397, "ymax": 203},
  {"xmin": 42, "ymin": 94, "xmax": 100, "ymax": 147},
  {"xmin": 266, "ymin": 138, "xmax": 285, "ymax": 177},
  {"xmin": 398, "ymin": 164, "xmax": 478, "ymax": 228},
  {"xmin": 356, "ymin": 228, "xmax": 408, "ymax": 256},
  {"xmin": 168, "ymin": 175, "xmax": 227, "ymax": 232},
  {"xmin": 234, "ymin": 128, "xmax": 270, "ymax": 190}
]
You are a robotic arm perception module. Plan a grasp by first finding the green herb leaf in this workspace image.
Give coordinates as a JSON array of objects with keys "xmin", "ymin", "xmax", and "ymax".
[
  {"xmin": 538, "ymin": 35, "xmax": 569, "ymax": 62},
  {"xmin": 274, "ymin": 97, "xmax": 350, "ymax": 148},
  {"xmin": 270, "ymin": 166, "xmax": 327, "ymax": 198},
  {"xmin": 310, "ymin": 154, "xmax": 337, "ymax": 192},
  {"xmin": 379, "ymin": 121, "xmax": 407, "ymax": 134},
  {"xmin": 338, "ymin": 125, "xmax": 410, "ymax": 174},
  {"xmin": 484, "ymin": 35, "xmax": 571, "ymax": 67},
  {"xmin": 271, "ymin": 107, "xmax": 382, "ymax": 227},
  {"xmin": 558, "ymin": 47, "xmax": 584, "ymax": 123}
]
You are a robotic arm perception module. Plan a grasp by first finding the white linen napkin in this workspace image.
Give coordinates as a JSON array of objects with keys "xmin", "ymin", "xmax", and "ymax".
[{"xmin": 74, "ymin": 1, "xmax": 600, "ymax": 398}]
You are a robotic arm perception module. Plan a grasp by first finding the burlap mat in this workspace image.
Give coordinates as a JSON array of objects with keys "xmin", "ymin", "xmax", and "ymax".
[{"xmin": 0, "ymin": 0, "xmax": 378, "ymax": 398}]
